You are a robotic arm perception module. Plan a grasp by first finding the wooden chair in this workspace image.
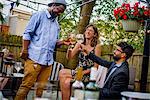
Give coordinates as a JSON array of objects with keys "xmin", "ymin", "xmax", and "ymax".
[
  {"xmin": 0, "ymin": 52, "xmax": 4, "ymax": 73},
  {"xmin": 128, "ymin": 67, "xmax": 136, "ymax": 91},
  {"xmin": 49, "ymin": 61, "xmax": 64, "ymax": 81}
]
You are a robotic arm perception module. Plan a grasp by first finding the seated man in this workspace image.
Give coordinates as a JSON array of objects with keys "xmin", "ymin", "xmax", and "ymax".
[{"xmin": 81, "ymin": 42, "xmax": 135, "ymax": 100}]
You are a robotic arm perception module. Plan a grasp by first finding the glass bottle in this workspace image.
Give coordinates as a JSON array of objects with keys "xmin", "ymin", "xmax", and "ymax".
[{"xmin": 72, "ymin": 66, "xmax": 84, "ymax": 89}]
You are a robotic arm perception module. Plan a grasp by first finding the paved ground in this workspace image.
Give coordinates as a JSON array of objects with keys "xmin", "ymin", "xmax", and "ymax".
[{"xmin": 27, "ymin": 90, "xmax": 62, "ymax": 100}]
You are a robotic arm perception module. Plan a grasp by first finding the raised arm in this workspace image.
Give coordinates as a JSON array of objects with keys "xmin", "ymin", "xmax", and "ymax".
[
  {"xmin": 81, "ymin": 44, "xmax": 112, "ymax": 68},
  {"xmin": 87, "ymin": 52, "xmax": 112, "ymax": 68},
  {"xmin": 94, "ymin": 44, "xmax": 101, "ymax": 69},
  {"xmin": 66, "ymin": 43, "xmax": 81, "ymax": 59}
]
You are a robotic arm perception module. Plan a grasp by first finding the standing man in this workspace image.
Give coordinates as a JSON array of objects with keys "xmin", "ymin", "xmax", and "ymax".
[
  {"xmin": 81, "ymin": 42, "xmax": 135, "ymax": 100},
  {"xmin": 15, "ymin": 0, "xmax": 67, "ymax": 99}
]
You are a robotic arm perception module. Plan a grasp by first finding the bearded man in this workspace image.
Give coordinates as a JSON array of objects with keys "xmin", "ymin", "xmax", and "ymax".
[
  {"xmin": 15, "ymin": 0, "xmax": 67, "ymax": 99},
  {"xmin": 81, "ymin": 42, "xmax": 135, "ymax": 100}
]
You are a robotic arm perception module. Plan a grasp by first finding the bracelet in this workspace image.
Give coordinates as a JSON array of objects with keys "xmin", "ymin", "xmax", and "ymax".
[{"xmin": 71, "ymin": 70, "xmax": 76, "ymax": 76}]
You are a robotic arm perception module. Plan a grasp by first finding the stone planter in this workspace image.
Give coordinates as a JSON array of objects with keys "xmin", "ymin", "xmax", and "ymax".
[{"xmin": 121, "ymin": 20, "xmax": 141, "ymax": 32}]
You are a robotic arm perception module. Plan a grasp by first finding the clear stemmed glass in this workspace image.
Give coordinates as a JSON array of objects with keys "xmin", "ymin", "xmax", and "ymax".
[
  {"xmin": 67, "ymin": 33, "xmax": 76, "ymax": 49},
  {"xmin": 76, "ymin": 34, "xmax": 84, "ymax": 44},
  {"xmin": 15, "ymin": 62, "xmax": 22, "ymax": 73}
]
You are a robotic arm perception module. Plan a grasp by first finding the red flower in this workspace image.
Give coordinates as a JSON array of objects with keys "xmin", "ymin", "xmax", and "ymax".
[
  {"xmin": 120, "ymin": 11, "xmax": 124, "ymax": 17},
  {"xmin": 114, "ymin": 9, "xmax": 119, "ymax": 16},
  {"xmin": 125, "ymin": 4, "xmax": 130, "ymax": 8},
  {"xmin": 123, "ymin": 15, "xmax": 127, "ymax": 20},
  {"xmin": 144, "ymin": 11, "xmax": 148, "ymax": 16},
  {"xmin": 134, "ymin": 2, "xmax": 139, "ymax": 8},
  {"xmin": 122, "ymin": 3, "xmax": 126, "ymax": 7},
  {"xmin": 133, "ymin": 11, "xmax": 139, "ymax": 16},
  {"xmin": 114, "ymin": 2, "xmax": 150, "ymax": 21}
]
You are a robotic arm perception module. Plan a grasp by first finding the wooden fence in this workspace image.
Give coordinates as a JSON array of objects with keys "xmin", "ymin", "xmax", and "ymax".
[
  {"xmin": 0, "ymin": 33, "xmax": 22, "ymax": 61},
  {"xmin": 0, "ymin": 33, "xmax": 150, "ymax": 92},
  {"xmin": 55, "ymin": 45, "xmax": 150, "ymax": 92}
]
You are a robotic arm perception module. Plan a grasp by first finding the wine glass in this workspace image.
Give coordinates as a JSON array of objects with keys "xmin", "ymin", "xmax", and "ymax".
[
  {"xmin": 76, "ymin": 34, "xmax": 84, "ymax": 44},
  {"xmin": 34, "ymin": 82, "xmax": 53, "ymax": 100},
  {"xmin": 15, "ymin": 62, "xmax": 22, "ymax": 73},
  {"xmin": 68, "ymin": 33, "xmax": 76, "ymax": 49}
]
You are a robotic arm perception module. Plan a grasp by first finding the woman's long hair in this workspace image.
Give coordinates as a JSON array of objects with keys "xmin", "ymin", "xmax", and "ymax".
[{"xmin": 83, "ymin": 24, "xmax": 99, "ymax": 47}]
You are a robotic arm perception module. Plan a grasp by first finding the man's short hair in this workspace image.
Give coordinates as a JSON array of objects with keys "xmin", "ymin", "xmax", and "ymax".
[{"xmin": 117, "ymin": 42, "xmax": 135, "ymax": 59}]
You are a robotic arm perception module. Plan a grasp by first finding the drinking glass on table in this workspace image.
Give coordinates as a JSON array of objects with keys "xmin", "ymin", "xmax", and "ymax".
[
  {"xmin": 15, "ymin": 62, "xmax": 22, "ymax": 73},
  {"xmin": 34, "ymin": 82, "xmax": 55, "ymax": 100}
]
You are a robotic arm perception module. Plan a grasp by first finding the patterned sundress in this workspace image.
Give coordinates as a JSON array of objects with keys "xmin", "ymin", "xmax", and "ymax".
[{"xmin": 74, "ymin": 48, "xmax": 95, "ymax": 82}]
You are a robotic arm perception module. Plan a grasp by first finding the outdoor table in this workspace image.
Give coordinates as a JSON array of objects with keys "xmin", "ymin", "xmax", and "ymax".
[
  {"xmin": 27, "ymin": 81, "xmax": 60, "ymax": 100},
  {"xmin": 2, "ymin": 59, "xmax": 15, "ymax": 76},
  {"xmin": 71, "ymin": 87, "xmax": 100, "ymax": 100},
  {"xmin": 121, "ymin": 91, "xmax": 150, "ymax": 100},
  {"xmin": 0, "ymin": 73, "xmax": 24, "ymax": 98}
]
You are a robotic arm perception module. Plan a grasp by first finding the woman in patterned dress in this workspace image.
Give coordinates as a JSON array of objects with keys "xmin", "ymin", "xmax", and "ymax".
[{"xmin": 59, "ymin": 24, "xmax": 101, "ymax": 100}]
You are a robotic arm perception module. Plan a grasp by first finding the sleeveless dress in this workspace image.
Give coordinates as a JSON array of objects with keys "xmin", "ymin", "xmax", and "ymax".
[
  {"xmin": 75, "ymin": 48, "xmax": 95, "ymax": 82},
  {"xmin": 78, "ymin": 50, "xmax": 95, "ymax": 70}
]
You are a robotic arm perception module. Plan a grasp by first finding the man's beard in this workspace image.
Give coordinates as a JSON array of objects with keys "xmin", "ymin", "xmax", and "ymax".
[
  {"xmin": 113, "ymin": 55, "xmax": 121, "ymax": 61},
  {"xmin": 50, "ymin": 11, "xmax": 57, "ymax": 19}
]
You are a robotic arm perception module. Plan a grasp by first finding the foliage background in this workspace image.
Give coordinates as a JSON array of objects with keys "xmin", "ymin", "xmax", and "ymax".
[
  {"xmin": 0, "ymin": 0, "xmax": 145, "ymax": 53},
  {"xmin": 58, "ymin": 0, "xmax": 144, "ymax": 53}
]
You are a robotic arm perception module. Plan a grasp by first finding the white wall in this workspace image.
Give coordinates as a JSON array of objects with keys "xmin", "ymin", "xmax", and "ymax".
[{"xmin": 9, "ymin": 9, "xmax": 31, "ymax": 36}]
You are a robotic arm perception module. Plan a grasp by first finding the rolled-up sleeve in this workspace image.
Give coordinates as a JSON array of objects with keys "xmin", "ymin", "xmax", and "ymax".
[{"xmin": 23, "ymin": 13, "xmax": 40, "ymax": 40}]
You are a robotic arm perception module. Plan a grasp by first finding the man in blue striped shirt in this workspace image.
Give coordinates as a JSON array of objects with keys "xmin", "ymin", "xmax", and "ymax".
[{"xmin": 15, "ymin": 0, "xmax": 67, "ymax": 99}]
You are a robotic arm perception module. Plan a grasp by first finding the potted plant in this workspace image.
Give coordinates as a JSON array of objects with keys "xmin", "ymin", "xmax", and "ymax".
[{"xmin": 114, "ymin": 2, "xmax": 150, "ymax": 32}]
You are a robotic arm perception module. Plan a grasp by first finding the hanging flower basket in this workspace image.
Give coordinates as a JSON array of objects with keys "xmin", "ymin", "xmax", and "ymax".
[{"xmin": 121, "ymin": 20, "xmax": 141, "ymax": 32}]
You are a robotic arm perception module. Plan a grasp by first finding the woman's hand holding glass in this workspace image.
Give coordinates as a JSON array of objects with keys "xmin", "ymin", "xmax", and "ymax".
[{"xmin": 76, "ymin": 34, "xmax": 84, "ymax": 44}]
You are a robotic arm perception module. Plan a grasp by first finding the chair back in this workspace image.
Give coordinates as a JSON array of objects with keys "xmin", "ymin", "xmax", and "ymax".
[
  {"xmin": 49, "ymin": 61, "xmax": 64, "ymax": 81},
  {"xmin": 0, "ymin": 52, "xmax": 4, "ymax": 73},
  {"xmin": 96, "ymin": 65, "xmax": 108, "ymax": 88},
  {"xmin": 128, "ymin": 67, "xmax": 136, "ymax": 91}
]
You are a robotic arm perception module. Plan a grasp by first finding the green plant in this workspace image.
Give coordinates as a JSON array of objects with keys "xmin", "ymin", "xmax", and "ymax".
[
  {"xmin": 93, "ymin": 0, "xmax": 118, "ymax": 21},
  {"xmin": 114, "ymin": 2, "xmax": 150, "ymax": 22},
  {"xmin": 0, "ymin": 2, "xmax": 4, "ymax": 24},
  {"xmin": 95, "ymin": 20, "xmax": 144, "ymax": 53}
]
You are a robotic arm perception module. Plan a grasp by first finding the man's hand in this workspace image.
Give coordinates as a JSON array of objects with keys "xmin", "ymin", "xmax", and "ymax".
[
  {"xmin": 56, "ymin": 40, "xmax": 73, "ymax": 47},
  {"xmin": 20, "ymin": 49, "xmax": 28, "ymax": 60}
]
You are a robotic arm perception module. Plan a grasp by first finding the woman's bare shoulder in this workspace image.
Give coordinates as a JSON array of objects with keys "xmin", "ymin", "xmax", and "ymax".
[{"xmin": 95, "ymin": 44, "xmax": 101, "ymax": 49}]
